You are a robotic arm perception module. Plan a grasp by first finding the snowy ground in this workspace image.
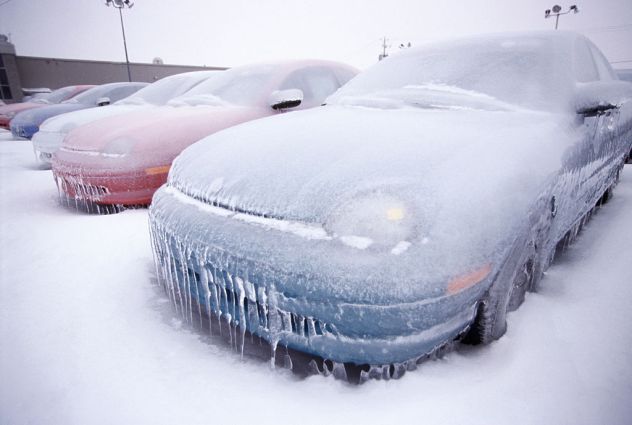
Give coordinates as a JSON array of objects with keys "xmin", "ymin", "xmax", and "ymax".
[{"xmin": 1, "ymin": 130, "xmax": 631, "ymax": 425}]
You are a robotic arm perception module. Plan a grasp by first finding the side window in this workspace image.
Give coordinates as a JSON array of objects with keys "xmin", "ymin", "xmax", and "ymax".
[
  {"xmin": 108, "ymin": 85, "xmax": 141, "ymax": 102},
  {"xmin": 333, "ymin": 67, "xmax": 357, "ymax": 86},
  {"xmin": 574, "ymin": 40, "xmax": 599, "ymax": 83},
  {"xmin": 589, "ymin": 44, "xmax": 616, "ymax": 81},
  {"xmin": 280, "ymin": 67, "xmax": 341, "ymax": 107}
]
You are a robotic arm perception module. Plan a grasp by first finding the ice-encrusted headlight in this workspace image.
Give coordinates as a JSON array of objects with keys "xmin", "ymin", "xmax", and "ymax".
[
  {"xmin": 60, "ymin": 122, "xmax": 78, "ymax": 133},
  {"xmin": 102, "ymin": 136, "xmax": 137, "ymax": 157},
  {"xmin": 326, "ymin": 193, "xmax": 416, "ymax": 253}
]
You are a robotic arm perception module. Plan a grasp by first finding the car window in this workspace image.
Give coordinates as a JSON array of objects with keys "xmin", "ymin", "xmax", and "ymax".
[
  {"xmin": 589, "ymin": 44, "xmax": 616, "ymax": 81},
  {"xmin": 333, "ymin": 67, "xmax": 357, "ymax": 86},
  {"xmin": 169, "ymin": 66, "xmax": 275, "ymax": 106},
  {"xmin": 38, "ymin": 86, "xmax": 77, "ymax": 104},
  {"xmin": 574, "ymin": 40, "xmax": 599, "ymax": 82},
  {"xmin": 281, "ymin": 67, "xmax": 342, "ymax": 106},
  {"xmin": 107, "ymin": 84, "xmax": 146, "ymax": 103},
  {"xmin": 117, "ymin": 73, "xmax": 216, "ymax": 106}
]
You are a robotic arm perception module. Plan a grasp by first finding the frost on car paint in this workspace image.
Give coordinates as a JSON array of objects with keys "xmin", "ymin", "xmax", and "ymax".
[
  {"xmin": 0, "ymin": 85, "xmax": 94, "ymax": 130},
  {"xmin": 10, "ymin": 82, "xmax": 147, "ymax": 139},
  {"xmin": 51, "ymin": 60, "xmax": 358, "ymax": 210},
  {"xmin": 148, "ymin": 31, "xmax": 632, "ymax": 380},
  {"xmin": 32, "ymin": 71, "xmax": 220, "ymax": 166}
]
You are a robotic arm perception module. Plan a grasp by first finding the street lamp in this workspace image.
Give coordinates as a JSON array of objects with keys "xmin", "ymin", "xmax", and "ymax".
[
  {"xmin": 105, "ymin": 0, "xmax": 134, "ymax": 82},
  {"xmin": 544, "ymin": 4, "xmax": 579, "ymax": 30}
]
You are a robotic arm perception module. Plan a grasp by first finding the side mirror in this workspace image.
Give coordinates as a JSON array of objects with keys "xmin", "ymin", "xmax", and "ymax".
[
  {"xmin": 575, "ymin": 81, "xmax": 632, "ymax": 117},
  {"xmin": 269, "ymin": 89, "xmax": 303, "ymax": 110},
  {"xmin": 96, "ymin": 97, "xmax": 111, "ymax": 106}
]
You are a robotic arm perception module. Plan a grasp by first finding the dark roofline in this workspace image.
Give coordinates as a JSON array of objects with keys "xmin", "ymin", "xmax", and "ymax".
[{"xmin": 15, "ymin": 55, "xmax": 227, "ymax": 70}]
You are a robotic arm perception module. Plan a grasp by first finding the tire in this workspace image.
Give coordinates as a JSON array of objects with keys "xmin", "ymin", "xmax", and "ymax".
[
  {"xmin": 462, "ymin": 296, "xmax": 506, "ymax": 345},
  {"xmin": 463, "ymin": 243, "xmax": 536, "ymax": 346}
]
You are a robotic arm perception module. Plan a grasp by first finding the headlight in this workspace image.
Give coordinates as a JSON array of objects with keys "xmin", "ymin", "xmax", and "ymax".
[
  {"xmin": 326, "ymin": 193, "xmax": 416, "ymax": 253},
  {"xmin": 4, "ymin": 112, "xmax": 16, "ymax": 119},
  {"xmin": 102, "ymin": 136, "xmax": 136, "ymax": 157},
  {"xmin": 61, "ymin": 122, "xmax": 77, "ymax": 133}
]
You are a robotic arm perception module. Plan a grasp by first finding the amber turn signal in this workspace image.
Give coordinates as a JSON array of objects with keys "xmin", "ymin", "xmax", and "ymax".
[{"xmin": 446, "ymin": 263, "xmax": 492, "ymax": 295}]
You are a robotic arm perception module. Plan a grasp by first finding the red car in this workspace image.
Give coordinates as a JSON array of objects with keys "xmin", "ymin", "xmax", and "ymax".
[
  {"xmin": 52, "ymin": 60, "xmax": 357, "ymax": 208},
  {"xmin": 0, "ymin": 85, "xmax": 94, "ymax": 130}
]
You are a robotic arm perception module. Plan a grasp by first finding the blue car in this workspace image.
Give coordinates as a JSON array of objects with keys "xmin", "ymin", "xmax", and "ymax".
[
  {"xmin": 10, "ymin": 82, "xmax": 147, "ymax": 139},
  {"xmin": 149, "ymin": 32, "xmax": 632, "ymax": 380}
]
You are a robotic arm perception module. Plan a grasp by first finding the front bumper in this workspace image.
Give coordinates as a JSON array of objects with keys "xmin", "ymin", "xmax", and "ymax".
[
  {"xmin": 149, "ymin": 185, "xmax": 489, "ymax": 365},
  {"xmin": 32, "ymin": 130, "xmax": 65, "ymax": 164},
  {"xmin": 0, "ymin": 116, "xmax": 11, "ymax": 130},
  {"xmin": 53, "ymin": 167, "xmax": 167, "ymax": 206},
  {"xmin": 10, "ymin": 123, "xmax": 39, "ymax": 139}
]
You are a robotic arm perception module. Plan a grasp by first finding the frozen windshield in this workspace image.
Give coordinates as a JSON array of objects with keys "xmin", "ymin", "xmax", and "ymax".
[
  {"xmin": 328, "ymin": 36, "xmax": 565, "ymax": 111},
  {"xmin": 167, "ymin": 65, "xmax": 275, "ymax": 107},
  {"xmin": 64, "ymin": 83, "xmax": 144, "ymax": 105},
  {"xmin": 116, "ymin": 72, "xmax": 217, "ymax": 106},
  {"xmin": 34, "ymin": 86, "xmax": 79, "ymax": 104}
]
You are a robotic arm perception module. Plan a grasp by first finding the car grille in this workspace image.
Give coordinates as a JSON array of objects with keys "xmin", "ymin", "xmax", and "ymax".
[
  {"xmin": 54, "ymin": 174, "xmax": 109, "ymax": 199},
  {"xmin": 152, "ymin": 231, "xmax": 338, "ymax": 342}
]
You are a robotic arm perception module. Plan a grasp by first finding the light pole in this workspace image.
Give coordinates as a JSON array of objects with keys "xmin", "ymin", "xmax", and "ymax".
[
  {"xmin": 105, "ymin": 0, "xmax": 134, "ymax": 82},
  {"xmin": 544, "ymin": 4, "xmax": 579, "ymax": 30}
]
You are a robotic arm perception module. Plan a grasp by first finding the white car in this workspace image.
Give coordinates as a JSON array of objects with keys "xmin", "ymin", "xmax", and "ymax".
[{"xmin": 31, "ymin": 70, "xmax": 220, "ymax": 166}]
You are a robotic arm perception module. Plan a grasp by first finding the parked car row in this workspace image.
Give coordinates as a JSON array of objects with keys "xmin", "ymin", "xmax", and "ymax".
[
  {"xmin": 6, "ymin": 30, "xmax": 632, "ymax": 380},
  {"xmin": 0, "ymin": 84, "xmax": 94, "ymax": 130}
]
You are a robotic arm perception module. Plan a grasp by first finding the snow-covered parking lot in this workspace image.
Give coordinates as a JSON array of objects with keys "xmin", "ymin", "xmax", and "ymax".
[{"xmin": 1, "ymin": 130, "xmax": 631, "ymax": 425}]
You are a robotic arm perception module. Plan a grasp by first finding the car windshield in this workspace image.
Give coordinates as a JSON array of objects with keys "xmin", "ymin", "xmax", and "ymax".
[
  {"xmin": 33, "ymin": 86, "xmax": 78, "ymax": 104},
  {"xmin": 116, "ymin": 72, "xmax": 216, "ymax": 106},
  {"xmin": 63, "ymin": 84, "xmax": 137, "ymax": 105},
  {"xmin": 167, "ymin": 65, "xmax": 275, "ymax": 107},
  {"xmin": 328, "ymin": 36, "xmax": 563, "ymax": 111}
]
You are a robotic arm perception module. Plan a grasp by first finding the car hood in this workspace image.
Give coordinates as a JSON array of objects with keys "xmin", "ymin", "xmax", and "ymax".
[
  {"xmin": 40, "ymin": 104, "xmax": 152, "ymax": 133},
  {"xmin": 0, "ymin": 102, "xmax": 45, "ymax": 116},
  {"xmin": 11, "ymin": 103, "xmax": 88, "ymax": 126},
  {"xmin": 169, "ymin": 105, "xmax": 577, "ymax": 276},
  {"xmin": 61, "ymin": 105, "xmax": 269, "ymax": 164}
]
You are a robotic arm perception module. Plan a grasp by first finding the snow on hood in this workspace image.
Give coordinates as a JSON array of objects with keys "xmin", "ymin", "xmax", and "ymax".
[
  {"xmin": 40, "ymin": 104, "xmax": 153, "ymax": 133},
  {"xmin": 168, "ymin": 104, "xmax": 577, "ymax": 277},
  {"xmin": 0, "ymin": 102, "xmax": 46, "ymax": 117},
  {"xmin": 10, "ymin": 103, "xmax": 87, "ymax": 126},
  {"xmin": 61, "ymin": 105, "xmax": 269, "ymax": 166}
]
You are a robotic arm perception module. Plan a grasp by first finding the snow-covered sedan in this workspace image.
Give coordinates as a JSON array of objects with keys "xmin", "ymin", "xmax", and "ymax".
[
  {"xmin": 10, "ymin": 82, "xmax": 147, "ymax": 139},
  {"xmin": 52, "ymin": 60, "xmax": 357, "ymax": 209},
  {"xmin": 148, "ymin": 31, "xmax": 632, "ymax": 379},
  {"xmin": 0, "ymin": 85, "xmax": 93, "ymax": 130},
  {"xmin": 32, "ymin": 71, "xmax": 220, "ymax": 166}
]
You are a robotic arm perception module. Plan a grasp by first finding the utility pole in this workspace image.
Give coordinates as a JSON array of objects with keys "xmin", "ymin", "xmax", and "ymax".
[
  {"xmin": 544, "ymin": 4, "xmax": 579, "ymax": 30},
  {"xmin": 105, "ymin": 0, "xmax": 134, "ymax": 82},
  {"xmin": 379, "ymin": 37, "xmax": 389, "ymax": 61}
]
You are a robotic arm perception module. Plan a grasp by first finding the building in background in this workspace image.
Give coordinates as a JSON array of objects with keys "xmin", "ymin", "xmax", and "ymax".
[{"xmin": 0, "ymin": 34, "xmax": 225, "ymax": 103}]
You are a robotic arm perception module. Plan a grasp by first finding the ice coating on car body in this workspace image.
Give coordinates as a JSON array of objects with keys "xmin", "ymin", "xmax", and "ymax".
[{"xmin": 150, "ymin": 31, "xmax": 632, "ymax": 368}]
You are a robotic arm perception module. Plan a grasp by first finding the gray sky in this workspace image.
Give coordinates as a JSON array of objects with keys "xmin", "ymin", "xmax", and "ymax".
[{"xmin": 1, "ymin": 0, "xmax": 631, "ymax": 70}]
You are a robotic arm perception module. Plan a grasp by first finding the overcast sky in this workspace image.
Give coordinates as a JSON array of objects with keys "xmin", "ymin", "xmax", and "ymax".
[{"xmin": 1, "ymin": 0, "xmax": 631, "ymax": 70}]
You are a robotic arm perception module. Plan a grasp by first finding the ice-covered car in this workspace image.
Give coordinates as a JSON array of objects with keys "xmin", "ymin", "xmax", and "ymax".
[
  {"xmin": 148, "ymin": 31, "xmax": 632, "ymax": 378},
  {"xmin": 0, "ymin": 85, "xmax": 93, "ymax": 130},
  {"xmin": 32, "ymin": 71, "xmax": 220, "ymax": 165},
  {"xmin": 10, "ymin": 82, "xmax": 147, "ymax": 139},
  {"xmin": 52, "ymin": 60, "xmax": 358, "ymax": 208}
]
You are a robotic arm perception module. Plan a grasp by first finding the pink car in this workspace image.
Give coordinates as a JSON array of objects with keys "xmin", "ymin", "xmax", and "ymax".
[
  {"xmin": 52, "ymin": 60, "xmax": 357, "ymax": 207},
  {"xmin": 0, "ymin": 85, "xmax": 94, "ymax": 129}
]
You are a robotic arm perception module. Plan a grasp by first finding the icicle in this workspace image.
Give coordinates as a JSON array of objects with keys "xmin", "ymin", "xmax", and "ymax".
[
  {"xmin": 307, "ymin": 318, "xmax": 317, "ymax": 338},
  {"xmin": 234, "ymin": 276, "xmax": 247, "ymax": 358},
  {"xmin": 332, "ymin": 362, "xmax": 347, "ymax": 381},
  {"xmin": 197, "ymin": 262, "xmax": 212, "ymax": 334},
  {"xmin": 210, "ymin": 267, "xmax": 222, "ymax": 336}
]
